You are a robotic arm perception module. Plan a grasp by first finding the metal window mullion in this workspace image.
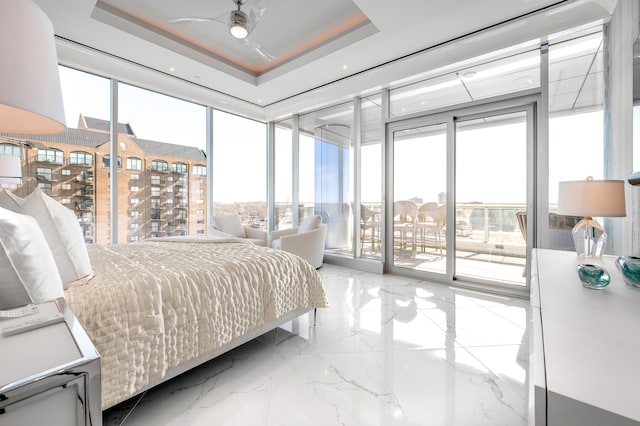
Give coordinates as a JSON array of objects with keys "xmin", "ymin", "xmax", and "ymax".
[
  {"xmin": 109, "ymin": 79, "xmax": 118, "ymax": 244},
  {"xmin": 526, "ymin": 102, "xmax": 537, "ymax": 292},
  {"xmin": 267, "ymin": 121, "xmax": 275, "ymax": 232},
  {"xmin": 537, "ymin": 44, "xmax": 550, "ymax": 250},
  {"xmin": 446, "ymin": 116, "xmax": 455, "ymax": 280},
  {"xmin": 353, "ymin": 96, "xmax": 362, "ymax": 258},
  {"xmin": 292, "ymin": 115, "xmax": 300, "ymax": 226},
  {"xmin": 206, "ymin": 106, "xmax": 214, "ymax": 226},
  {"xmin": 382, "ymin": 89, "xmax": 392, "ymax": 269}
]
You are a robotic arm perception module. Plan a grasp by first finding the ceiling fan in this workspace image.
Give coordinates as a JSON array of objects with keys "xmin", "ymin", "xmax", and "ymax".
[{"xmin": 168, "ymin": 0, "xmax": 275, "ymax": 61}]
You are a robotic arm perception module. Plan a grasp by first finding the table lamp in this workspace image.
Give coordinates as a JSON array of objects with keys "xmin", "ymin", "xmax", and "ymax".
[
  {"xmin": 0, "ymin": 0, "xmax": 65, "ymax": 310},
  {"xmin": 0, "ymin": 0, "xmax": 66, "ymax": 134},
  {"xmin": 557, "ymin": 178, "xmax": 626, "ymax": 258}
]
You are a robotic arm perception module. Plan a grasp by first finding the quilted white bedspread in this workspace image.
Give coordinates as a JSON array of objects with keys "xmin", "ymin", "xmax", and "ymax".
[{"xmin": 64, "ymin": 241, "xmax": 327, "ymax": 410}]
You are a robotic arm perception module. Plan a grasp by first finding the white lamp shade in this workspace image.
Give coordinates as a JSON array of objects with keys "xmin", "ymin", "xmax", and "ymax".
[
  {"xmin": 0, "ymin": 154, "xmax": 22, "ymax": 185},
  {"xmin": 557, "ymin": 179, "xmax": 626, "ymax": 217},
  {"xmin": 0, "ymin": 0, "xmax": 65, "ymax": 134}
]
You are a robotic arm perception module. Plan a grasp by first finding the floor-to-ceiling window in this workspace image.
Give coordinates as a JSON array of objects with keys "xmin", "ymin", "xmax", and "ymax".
[
  {"xmin": 212, "ymin": 110, "xmax": 267, "ymax": 230},
  {"xmin": 359, "ymin": 94, "xmax": 383, "ymax": 259},
  {"xmin": 547, "ymin": 30, "xmax": 604, "ymax": 251},
  {"xmin": 274, "ymin": 118, "xmax": 293, "ymax": 230},
  {"xmin": 118, "ymin": 83, "xmax": 207, "ymax": 242},
  {"xmin": 0, "ymin": 66, "xmax": 110, "ymax": 243},
  {"xmin": 455, "ymin": 110, "xmax": 528, "ymax": 285},
  {"xmin": 299, "ymin": 103, "xmax": 354, "ymax": 255},
  {"xmin": 391, "ymin": 122, "xmax": 447, "ymax": 273}
]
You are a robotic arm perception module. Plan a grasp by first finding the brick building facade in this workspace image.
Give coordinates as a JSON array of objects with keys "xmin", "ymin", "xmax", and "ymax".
[{"xmin": 1, "ymin": 115, "xmax": 207, "ymax": 244}]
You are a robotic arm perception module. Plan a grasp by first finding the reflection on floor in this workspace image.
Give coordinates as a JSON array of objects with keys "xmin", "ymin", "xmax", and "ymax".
[
  {"xmin": 391, "ymin": 249, "xmax": 527, "ymax": 285},
  {"xmin": 103, "ymin": 264, "xmax": 530, "ymax": 426}
]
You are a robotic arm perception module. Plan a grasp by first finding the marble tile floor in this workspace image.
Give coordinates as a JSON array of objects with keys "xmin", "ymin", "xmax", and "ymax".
[{"xmin": 103, "ymin": 264, "xmax": 531, "ymax": 426}]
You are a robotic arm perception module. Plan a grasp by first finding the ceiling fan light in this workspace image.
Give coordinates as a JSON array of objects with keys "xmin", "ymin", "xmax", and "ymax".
[{"xmin": 229, "ymin": 10, "xmax": 248, "ymax": 39}]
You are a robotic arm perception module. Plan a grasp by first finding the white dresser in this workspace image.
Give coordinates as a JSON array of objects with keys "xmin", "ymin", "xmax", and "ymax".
[
  {"xmin": 0, "ymin": 298, "xmax": 101, "ymax": 426},
  {"xmin": 530, "ymin": 249, "xmax": 640, "ymax": 426}
]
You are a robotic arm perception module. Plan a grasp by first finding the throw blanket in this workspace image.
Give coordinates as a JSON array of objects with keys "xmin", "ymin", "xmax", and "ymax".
[{"xmin": 65, "ymin": 241, "xmax": 327, "ymax": 409}]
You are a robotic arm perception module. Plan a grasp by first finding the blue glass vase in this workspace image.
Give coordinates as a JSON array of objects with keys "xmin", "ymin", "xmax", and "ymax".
[
  {"xmin": 576, "ymin": 264, "xmax": 610, "ymax": 289},
  {"xmin": 615, "ymin": 256, "xmax": 640, "ymax": 288}
]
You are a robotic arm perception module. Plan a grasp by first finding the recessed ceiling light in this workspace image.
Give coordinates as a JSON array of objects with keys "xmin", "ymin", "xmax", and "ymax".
[
  {"xmin": 257, "ymin": 99, "xmax": 262, "ymax": 103},
  {"xmin": 342, "ymin": 65, "xmax": 348, "ymax": 70},
  {"xmin": 461, "ymin": 71, "xmax": 476, "ymax": 79},
  {"xmin": 169, "ymin": 67, "xmax": 175, "ymax": 72},
  {"xmin": 515, "ymin": 76, "xmax": 534, "ymax": 85}
]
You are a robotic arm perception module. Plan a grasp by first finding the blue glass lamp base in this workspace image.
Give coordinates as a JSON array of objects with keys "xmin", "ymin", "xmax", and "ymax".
[
  {"xmin": 615, "ymin": 256, "xmax": 640, "ymax": 288},
  {"xmin": 576, "ymin": 264, "xmax": 610, "ymax": 289}
]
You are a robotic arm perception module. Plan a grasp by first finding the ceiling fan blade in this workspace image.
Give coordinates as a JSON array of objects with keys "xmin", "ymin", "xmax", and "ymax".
[
  {"xmin": 246, "ymin": 0, "xmax": 270, "ymax": 34},
  {"xmin": 242, "ymin": 36, "xmax": 275, "ymax": 61},
  {"xmin": 168, "ymin": 17, "xmax": 215, "ymax": 24},
  {"xmin": 168, "ymin": 11, "xmax": 227, "ymax": 25}
]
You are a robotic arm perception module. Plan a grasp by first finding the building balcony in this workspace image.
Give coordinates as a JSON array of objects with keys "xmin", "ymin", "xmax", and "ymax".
[
  {"xmin": 75, "ymin": 190, "xmax": 94, "ymax": 198},
  {"xmin": 35, "ymin": 158, "xmax": 64, "ymax": 166},
  {"xmin": 73, "ymin": 204, "xmax": 94, "ymax": 211},
  {"xmin": 75, "ymin": 176, "xmax": 94, "ymax": 184},
  {"xmin": 35, "ymin": 173, "xmax": 60, "ymax": 183},
  {"xmin": 68, "ymin": 161, "xmax": 93, "ymax": 169}
]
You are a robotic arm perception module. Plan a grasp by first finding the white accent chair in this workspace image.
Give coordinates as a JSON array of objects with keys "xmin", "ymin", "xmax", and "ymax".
[
  {"xmin": 209, "ymin": 213, "xmax": 268, "ymax": 246},
  {"xmin": 270, "ymin": 215, "xmax": 327, "ymax": 268}
]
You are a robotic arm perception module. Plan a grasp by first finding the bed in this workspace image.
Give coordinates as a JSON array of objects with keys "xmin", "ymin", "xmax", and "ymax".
[{"xmin": 63, "ymin": 237, "xmax": 327, "ymax": 410}]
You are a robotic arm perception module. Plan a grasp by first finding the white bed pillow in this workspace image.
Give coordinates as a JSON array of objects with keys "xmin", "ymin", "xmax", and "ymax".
[
  {"xmin": 211, "ymin": 213, "xmax": 246, "ymax": 238},
  {"xmin": 21, "ymin": 189, "xmax": 94, "ymax": 287},
  {"xmin": 298, "ymin": 214, "xmax": 322, "ymax": 234},
  {"xmin": 0, "ymin": 206, "xmax": 63, "ymax": 309}
]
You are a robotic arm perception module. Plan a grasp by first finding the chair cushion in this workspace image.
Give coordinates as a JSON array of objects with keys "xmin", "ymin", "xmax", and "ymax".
[
  {"xmin": 207, "ymin": 226, "xmax": 233, "ymax": 238},
  {"xmin": 298, "ymin": 215, "xmax": 321, "ymax": 234},
  {"xmin": 0, "ymin": 206, "xmax": 63, "ymax": 309},
  {"xmin": 271, "ymin": 239, "xmax": 281, "ymax": 250},
  {"xmin": 211, "ymin": 213, "xmax": 246, "ymax": 238}
]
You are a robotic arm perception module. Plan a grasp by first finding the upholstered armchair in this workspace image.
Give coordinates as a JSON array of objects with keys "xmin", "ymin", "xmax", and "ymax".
[
  {"xmin": 270, "ymin": 215, "xmax": 327, "ymax": 268},
  {"xmin": 209, "ymin": 213, "xmax": 268, "ymax": 246}
]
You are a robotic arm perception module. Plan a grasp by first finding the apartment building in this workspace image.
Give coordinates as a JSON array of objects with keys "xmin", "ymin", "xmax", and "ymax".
[{"xmin": 1, "ymin": 115, "xmax": 206, "ymax": 244}]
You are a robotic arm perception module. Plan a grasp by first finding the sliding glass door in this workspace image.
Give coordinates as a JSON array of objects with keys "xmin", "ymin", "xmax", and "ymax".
[
  {"xmin": 455, "ymin": 111, "xmax": 528, "ymax": 285},
  {"xmin": 391, "ymin": 122, "xmax": 448, "ymax": 276},
  {"xmin": 388, "ymin": 97, "xmax": 535, "ymax": 292}
]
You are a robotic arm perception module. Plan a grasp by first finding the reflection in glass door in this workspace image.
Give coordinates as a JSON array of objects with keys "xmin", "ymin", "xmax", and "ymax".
[
  {"xmin": 392, "ymin": 123, "xmax": 447, "ymax": 275},
  {"xmin": 455, "ymin": 111, "xmax": 527, "ymax": 285}
]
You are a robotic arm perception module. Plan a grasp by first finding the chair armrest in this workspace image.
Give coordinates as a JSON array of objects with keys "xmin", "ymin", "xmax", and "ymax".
[
  {"xmin": 207, "ymin": 226, "xmax": 233, "ymax": 238},
  {"xmin": 270, "ymin": 227, "xmax": 298, "ymax": 242},
  {"xmin": 244, "ymin": 226, "xmax": 268, "ymax": 243},
  {"xmin": 279, "ymin": 224, "xmax": 327, "ymax": 268}
]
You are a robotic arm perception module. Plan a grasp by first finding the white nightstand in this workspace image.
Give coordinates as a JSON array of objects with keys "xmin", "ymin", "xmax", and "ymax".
[
  {"xmin": 530, "ymin": 249, "xmax": 640, "ymax": 426},
  {"xmin": 0, "ymin": 298, "xmax": 101, "ymax": 426}
]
